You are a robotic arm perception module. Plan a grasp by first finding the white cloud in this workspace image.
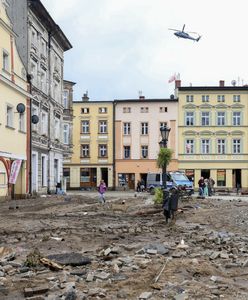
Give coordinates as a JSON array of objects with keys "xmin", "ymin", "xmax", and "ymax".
[{"xmin": 41, "ymin": 0, "xmax": 248, "ymax": 100}]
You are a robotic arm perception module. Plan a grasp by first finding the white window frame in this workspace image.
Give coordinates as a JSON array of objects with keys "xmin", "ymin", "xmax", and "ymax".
[
  {"xmin": 19, "ymin": 113, "xmax": 25, "ymax": 132},
  {"xmin": 41, "ymin": 112, "xmax": 48, "ymax": 135},
  {"xmin": 2, "ymin": 49, "xmax": 9, "ymax": 71},
  {"xmin": 201, "ymin": 139, "xmax": 210, "ymax": 154},
  {"xmin": 201, "ymin": 111, "xmax": 210, "ymax": 126},
  {"xmin": 81, "ymin": 107, "xmax": 89, "ymax": 114},
  {"xmin": 81, "ymin": 120, "xmax": 89, "ymax": 134},
  {"xmin": 233, "ymin": 139, "xmax": 241, "ymax": 154},
  {"xmin": 217, "ymin": 139, "xmax": 226, "ymax": 154},
  {"xmin": 54, "ymin": 118, "xmax": 60, "ymax": 140},
  {"xmin": 141, "ymin": 122, "xmax": 148, "ymax": 135},
  {"xmin": 233, "ymin": 95, "xmax": 240, "ymax": 102},
  {"xmin": 41, "ymin": 154, "xmax": 48, "ymax": 187},
  {"xmin": 217, "ymin": 112, "xmax": 226, "ymax": 126},
  {"xmin": 63, "ymin": 124, "xmax": 69, "ymax": 144},
  {"xmin": 141, "ymin": 145, "xmax": 148, "ymax": 158},
  {"xmin": 99, "ymin": 120, "xmax": 107, "ymax": 133},
  {"xmin": 6, "ymin": 105, "xmax": 14, "ymax": 127},
  {"xmin": 185, "ymin": 112, "xmax": 194, "ymax": 126},
  {"xmin": 81, "ymin": 144, "xmax": 90, "ymax": 157},
  {"xmin": 123, "ymin": 122, "xmax": 131, "ymax": 135},
  {"xmin": 217, "ymin": 95, "xmax": 225, "ymax": 102},
  {"xmin": 99, "ymin": 144, "xmax": 107, "ymax": 157},
  {"xmin": 99, "ymin": 107, "xmax": 107, "ymax": 113},
  {"xmin": 186, "ymin": 95, "xmax": 194, "ymax": 102},
  {"xmin": 63, "ymin": 90, "xmax": 69, "ymax": 109},
  {"xmin": 232, "ymin": 111, "xmax": 241, "ymax": 126},
  {"xmin": 185, "ymin": 139, "xmax": 194, "ymax": 154},
  {"xmin": 202, "ymin": 95, "xmax": 209, "ymax": 102}
]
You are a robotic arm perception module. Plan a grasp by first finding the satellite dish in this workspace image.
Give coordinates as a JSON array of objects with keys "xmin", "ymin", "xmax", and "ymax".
[
  {"xmin": 170, "ymin": 94, "xmax": 175, "ymax": 100},
  {"xmin": 231, "ymin": 80, "xmax": 237, "ymax": 86},
  {"xmin": 31, "ymin": 115, "xmax": 39, "ymax": 124},
  {"xmin": 16, "ymin": 103, "xmax": 25, "ymax": 113}
]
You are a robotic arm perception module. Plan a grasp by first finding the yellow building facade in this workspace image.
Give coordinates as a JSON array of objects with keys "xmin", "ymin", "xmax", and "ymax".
[
  {"xmin": 177, "ymin": 80, "xmax": 248, "ymax": 190},
  {"xmin": 64, "ymin": 95, "xmax": 114, "ymax": 189},
  {"xmin": 0, "ymin": 2, "xmax": 29, "ymax": 198}
]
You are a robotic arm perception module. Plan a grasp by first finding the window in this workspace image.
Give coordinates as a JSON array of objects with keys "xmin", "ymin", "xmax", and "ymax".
[
  {"xmin": 201, "ymin": 139, "xmax": 210, "ymax": 154},
  {"xmin": 2, "ymin": 50, "xmax": 9, "ymax": 71},
  {"xmin": 233, "ymin": 95, "xmax": 240, "ymax": 102},
  {"xmin": 141, "ymin": 122, "xmax": 148, "ymax": 135},
  {"xmin": 31, "ymin": 29, "xmax": 37, "ymax": 45},
  {"xmin": 233, "ymin": 112, "xmax": 241, "ymax": 126},
  {"xmin": 41, "ymin": 155, "xmax": 47, "ymax": 187},
  {"xmin": 217, "ymin": 95, "xmax": 225, "ymax": 102},
  {"xmin": 63, "ymin": 90, "xmax": 69, "ymax": 109},
  {"xmin": 41, "ymin": 39, "xmax": 47, "ymax": 56},
  {"xmin": 202, "ymin": 95, "xmax": 209, "ymax": 102},
  {"xmin": 186, "ymin": 95, "xmax": 194, "ymax": 102},
  {"xmin": 31, "ymin": 61, "xmax": 37, "ymax": 85},
  {"xmin": 99, "ymin": 107, "xmax": 107, "ymax": 113},
  {"xmin": 217, "ymin": 112, "xmax": 226, "ymax": 126},
  {"xmin": 63, "ymin": 124, "xmax": 69, "ymax": 144},
  {"xmin": 185, "ymin": 139, "xmax": 194, "ymax": 154},
  {"xmin": 99, "ymin": 144, "xmax": 107, "ymax": 157},
  {"xmin": 81, "ymin": 107, "xmax": 89, "ymax": 114},
  {"xmin": 124, "ymin": 146, "xmax": 131, "ymax": 159},
  {"xmin": 141, "ymin": 146, "xmax": 148, "ymax": 158},
  {"xmin": 40, "ymin": 71, "xmax": 46, "ymax": 93},
  {"xmin": 217, "ymin": 169, "xmax": 226, "ymax": 186},
  {"xmin": 41, "ymin": 112, "xmax": 48, "ymax": 135},
  {"xmin": 19, "ymin": 113, "xmax": 25, "ymax": 132},
  {"xmin": 6, "ymin": 105, "xmax": 13, "ymax": 127},
  {"xmin": 81, "ymin": 121, "xmax": 89, "ymax": 134},
  {"xmin": 123, "ymin": 122, "xmax": 131, "ymax": 135},
  {"xmin": 185, "ymin": 112, "xmax": 194, "ymax": 126},
  {"xmin": 159, "ymin": 107, "xmax": 168, "ymax": 113},
  {"xmin": 140, "ymin": 107, "xmax": 149, "ymax": 113},
  {"xmin": 123, "ymin": 107, "xmax": 131, "ymax": 113},
  {"xmin": 233, "ymin": 139, "xmax": 241, "ymax": 154},
  {"xmin": 80, "ymin": 168, "xmax": 90, "ymax": 182},
  {"xmin": 217, "ymin": 139, "xmax": 226, "ymax": 154},
  {"xmin": 201, "ymin": 112, "xmax": 210, "ymax": 126},
  {"xmin": 81, "ymin": 145, "xmax": 90, "ymax": 157},
  {"xmin": 54, "ymin": 118, "xmax": 60, "ymax": 140},
  {"xmin": 160, "ymin": 122, "xmax": 167, "ymax": 129},
  {"xmin": 99, "ymin": 120, "xmax": 107, "ymax": 133}
]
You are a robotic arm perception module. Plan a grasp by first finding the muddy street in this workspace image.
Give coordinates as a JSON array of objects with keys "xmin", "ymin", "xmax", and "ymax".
[{"xmin": 0, "ymin": 192, "xmax": 248, "ymax": 299}]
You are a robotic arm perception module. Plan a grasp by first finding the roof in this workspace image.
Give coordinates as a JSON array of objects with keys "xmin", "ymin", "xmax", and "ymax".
[
  {"xmin": 114, "ymin": 98, "xmax": 178, "ymax": 103},
  {"xmin": 64, "ymin": 80, "xmax": 76, "ymax": 86},
  {"xmin": 28, "ymin": 0, "xmax": 72, "ymax": 51},
  {"xmin": 178, "ymin": 86, "xmax": 248, "ymax": 91}
]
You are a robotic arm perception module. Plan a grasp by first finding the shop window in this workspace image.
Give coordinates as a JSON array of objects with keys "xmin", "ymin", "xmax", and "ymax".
[
  {"xmin": 185, "ymin": 169, "xmax": 194, "ymax": 183},
  {"xmin": 80, "ymin": 168, "xmax": 90, "ymax": 182},
  {"xmin": 217, "ymin": 169, "xmax": 226, "ymax": 186}
]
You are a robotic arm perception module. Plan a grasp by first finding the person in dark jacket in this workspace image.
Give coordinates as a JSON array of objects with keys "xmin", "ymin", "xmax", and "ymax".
[
  {"xmin": 162, "ymin": 189, "xmax": 179, "ymax": 224},
  {"xmin": 198, "ymin": 177, "xmax": 205, "ymax": 196}
]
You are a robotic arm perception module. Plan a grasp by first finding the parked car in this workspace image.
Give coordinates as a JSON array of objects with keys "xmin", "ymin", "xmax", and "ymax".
[{"xmin": 146, "ymin": 171, "xmax": 194, "ymax": 195}]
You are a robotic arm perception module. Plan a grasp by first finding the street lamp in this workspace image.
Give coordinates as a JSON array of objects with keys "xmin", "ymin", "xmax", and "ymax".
[{"xmin": 159, "ymin": 125, "xmax": 171, "ymax": 190}]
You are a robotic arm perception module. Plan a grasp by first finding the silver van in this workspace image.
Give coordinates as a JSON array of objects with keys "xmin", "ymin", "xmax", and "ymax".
[{"xmin": 146, "ymin": 171, "xmax": 194, "ymax": 195}]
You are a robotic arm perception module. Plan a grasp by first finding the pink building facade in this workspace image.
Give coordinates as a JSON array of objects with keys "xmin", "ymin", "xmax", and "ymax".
[{"xmin": 114, "ymin": 97, "xmax": 178, "ymax": 189}]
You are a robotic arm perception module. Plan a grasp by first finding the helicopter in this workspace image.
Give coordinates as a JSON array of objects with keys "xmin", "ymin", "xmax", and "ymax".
[{"xmin": 169, "ymin": 24, "xmax": 201, "ymax": 42}]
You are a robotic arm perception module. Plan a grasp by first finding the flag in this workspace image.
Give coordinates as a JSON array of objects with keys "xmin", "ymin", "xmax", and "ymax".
[
  {"xmin": 168, "ymin": 73, "xmax": 176, "ymax": 83},
  {"xmin": 9, "ymin": 160, "xmax": 22, "ymax": 184}
]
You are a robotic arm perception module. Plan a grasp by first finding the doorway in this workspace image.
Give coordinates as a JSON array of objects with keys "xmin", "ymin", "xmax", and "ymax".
[
  {"xmin": 101, "ymin": 168, "xmax": 108, "ymax": 187},
  {"xmin": 201, "ymin": 169, "xmax": 210, "ymax": 179},
  {"xmin": 140, "ymin": 173, "xmax": 147, "ymax": 188},
  {"xmin": 232, "ymin": 169, "xmax": 241, "ymax": 188}
]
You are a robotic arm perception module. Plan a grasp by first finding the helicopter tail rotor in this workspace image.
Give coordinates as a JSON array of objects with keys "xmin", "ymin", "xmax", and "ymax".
[{"xmin": 196, "ymin": 36, "xmax": 201, "ymax": 42}]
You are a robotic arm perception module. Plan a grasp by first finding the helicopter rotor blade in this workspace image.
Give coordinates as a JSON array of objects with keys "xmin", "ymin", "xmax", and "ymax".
[
  {"xmin": 168, "ymin": 28, "xmax": 180, "ymax": 31},
  {"xmin": 182, "ymin": 24, "xmax": 185, "ymax": 32}
]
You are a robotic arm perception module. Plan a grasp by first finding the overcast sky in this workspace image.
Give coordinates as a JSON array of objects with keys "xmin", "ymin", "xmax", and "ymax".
[{"xmin": 42, "ymin": 0, "xmax": 248, "ymax": 101}]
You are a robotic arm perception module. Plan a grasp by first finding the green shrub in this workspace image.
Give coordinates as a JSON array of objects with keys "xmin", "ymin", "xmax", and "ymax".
[{"xmin": 153, "ymin": 187, "xmax": 163, "ymax": 205}]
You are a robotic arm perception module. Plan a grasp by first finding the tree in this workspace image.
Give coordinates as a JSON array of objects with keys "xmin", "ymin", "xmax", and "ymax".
[
  {"xmin": 157, "ymin": 148, "xmax": 173, "ymax": 189},
  {"xmin": 157, "ymin": 148, "xmax": 173, "ymax": 170}
]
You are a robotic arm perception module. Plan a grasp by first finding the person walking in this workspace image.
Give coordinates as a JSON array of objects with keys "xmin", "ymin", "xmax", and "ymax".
[
  {"xmin": 98, "ymin": 180, "xmax": 107, "ymax": 204},
  {"xmin": 208, "ymin": 177, "xmax": 215, "ymax": 196},
  {"xmin": 136, "ymin": 180, "xmax": 141, "ymax": 193},
  {"xmin": 204, "ymin": 178, "xmax": 209, "ymax": 197},
  {"xmin": 198, "ymin": 177, "xmax": 205, "ymax": 196}
]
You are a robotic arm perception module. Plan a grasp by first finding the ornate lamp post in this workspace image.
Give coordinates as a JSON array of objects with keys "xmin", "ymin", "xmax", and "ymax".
[{"xmin": 159, "ymin": 126, "xmax": 171, "ymax": 189}]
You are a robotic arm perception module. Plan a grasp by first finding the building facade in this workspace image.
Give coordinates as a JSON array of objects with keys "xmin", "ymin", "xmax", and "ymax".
[
  {"xmin": 0, "ymin": 0, "xmax": 30, "ymax": 198},
  {"xmin": 177, "ymin": 80, "xmax": 248, "ymax": 189},
  {"xmin": 7, "ymin": 0, "xmax": 72, "ymax": 194},
  {"xmin": 64, "ymin": 95, "xmax": 114, "ymax": 189},
  {"xmin": 114, "ymin": 96, "xmax": 178, "ymax": 189}
]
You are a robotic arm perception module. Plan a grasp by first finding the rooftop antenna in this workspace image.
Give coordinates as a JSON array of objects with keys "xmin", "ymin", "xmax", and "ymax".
[{"xmin": 138, "ymin": 90, "xmax": 142, "ymax": 97}]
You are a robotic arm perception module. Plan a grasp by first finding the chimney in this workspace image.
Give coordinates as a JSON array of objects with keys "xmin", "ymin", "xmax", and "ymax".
[
  {"xmin": 82, "ymin": 92, "xmax": 89, "ymax": 101},
  {"xmin": 175, "ymin": 80, "xmax": 181, "ymax": 88},
  {"xmin": 219, "ymin": 80, "xmax": 225, "ymax": 87},
  {"xmin": 139, "ymin": 95, "xmax": 145, "ymax": 100}
]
